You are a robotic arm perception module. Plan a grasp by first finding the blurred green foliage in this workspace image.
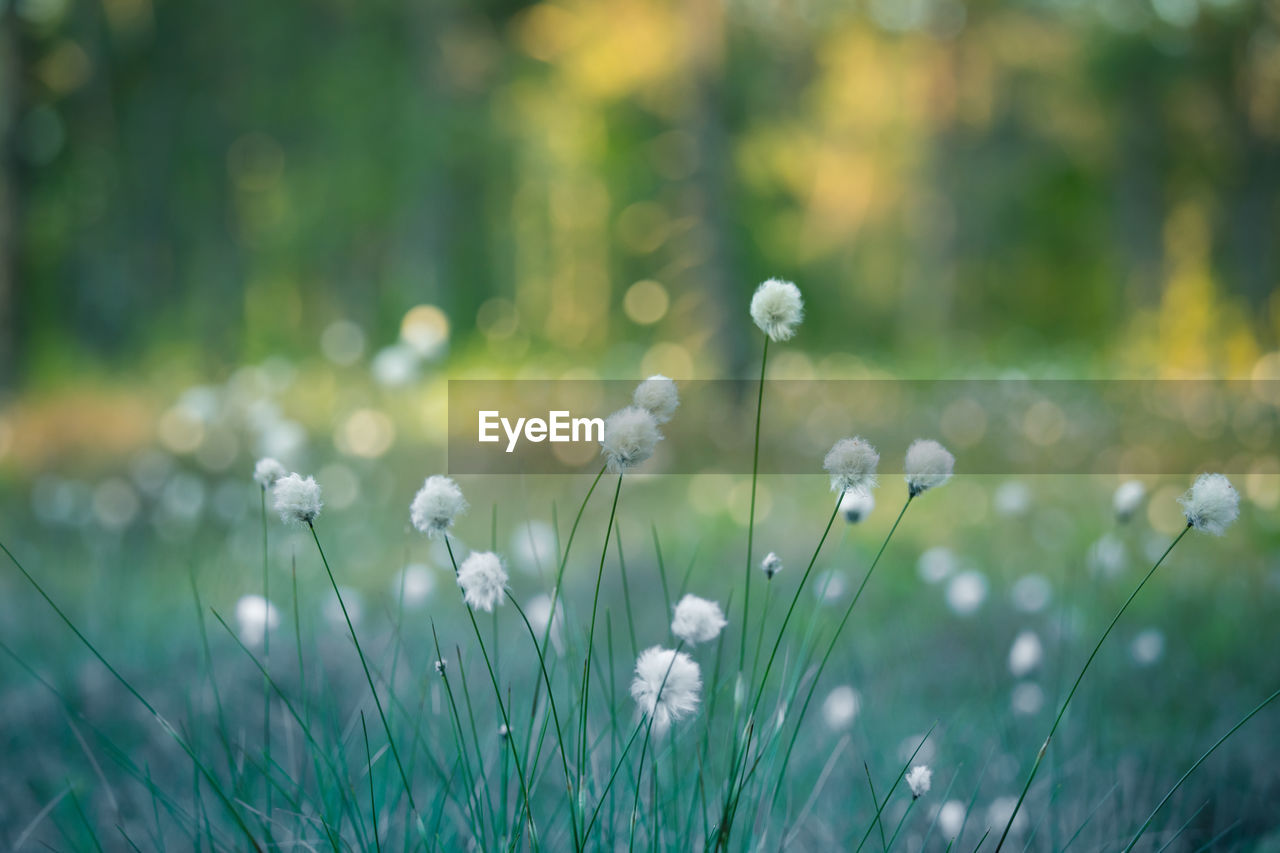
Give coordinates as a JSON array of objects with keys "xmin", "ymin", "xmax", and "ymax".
[{"xmin": 3, "ymin": 0, "xmax": 1279, "ymax": 385}]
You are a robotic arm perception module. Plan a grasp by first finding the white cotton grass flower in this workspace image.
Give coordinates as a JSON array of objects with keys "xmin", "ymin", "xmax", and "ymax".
[
  {"xmin": 456, "ymin": 551, "xmax": 508, "ymax": 612},
  {"xmin": 750, "ymin": 278, "xmax": 804, "ymax": 342},
  {"xmin": 235, "ymin": 594, "xmax": 280, "ymax": 647},
  {"xmin": 904, "ymin": 439, "xmax": 955, "ymax": 497},
  {"xmin": 906, "ymin": 765, "xmax": 932, "ymax": 799},
  {"xmin": 600, "ymin": 406, "xmax": 662, "ymax": 473},
  {"xmin": 946, "ymin": 570, "xmax": 987, "ymax": 616},
  {"xmin": 392, "ymin": 564, "xmax": 435, "ymax": 608},
  {"xmin": 821, "ymin": 685, "xmax": 860, "ymax": 730},
  {"xmin": 323, "ymin": 586, "xmax": 363, "ymax": 630},
  {"xmin": 823, "ymin": 437, "xmax": 879, "ymax": 494},
  {"xmin": 272, "ymin": 473, "xmax": 322, "ymax": 525},
  {"xmin": 840, "ymin": 489, "xmax": 875, "ymax": 524},
  {"xmin": 937, "ymin": 800, "xmax": 967, "ymax": 839},
  {"xmin": 1178, "ymin": 473, "xmax": 1240, "ymax": 536},
  {"xmin": 917, "ymin": 546, "xmax": 957, "ymax": 584},
  {"xmin": 410, "ymin": 475, "xmax": 468, "ymax": 539},
  {"xmin": 630, "ymin": 646, "xmax": 701, "ymax": 734},
  {"xmin": 670, "ymin": 594, "xmax": 728, "ymax": 645},
  {"xmin": 526, "ymin": 593, "xmax": 565, "ymax": 649},
  {"xmin": 1113, "ymin": 480, "xmax": 1146, "ymax": 522},
  {"xmin": 1130, "ymin": 627, "xmax": 1165, "ymax": 666},
  {"xmin": 761, "ymin": 552, "xmax": 783, "ymax": 579},
  {"xmin": 987, "ymin": 797, "xmax": 1027, "ymax": 836},
  {"xmin": 1011, "ymin": 682, "xmax": 1045, "ymax": 716},
  {"xmin": 1010, "ymin": 575, "xmax": 1052, "ymax": 614},
  {"xmin": 633, "ymin": 375, "xmax": 679, "ymax": 424},
  {"xmin": 253, "ymin": 457, "xmax": 287, "ymax": 489},
  {"xmin": 1008, "ymin": 631, "xmax": 1043, "ymax": 678}
]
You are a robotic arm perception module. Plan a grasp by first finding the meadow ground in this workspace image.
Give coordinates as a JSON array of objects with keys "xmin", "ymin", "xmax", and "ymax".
[{"xmin": 1, "ymin": 404, "xmax": 1277, "ymax": 851}]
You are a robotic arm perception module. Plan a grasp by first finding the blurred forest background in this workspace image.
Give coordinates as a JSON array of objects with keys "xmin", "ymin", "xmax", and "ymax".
[{"xmin": 1, "ymin": 0, "xmax": 1279, "ymax": 398}]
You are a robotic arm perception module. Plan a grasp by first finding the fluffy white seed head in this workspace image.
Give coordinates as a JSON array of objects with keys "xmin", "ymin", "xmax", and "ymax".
[
  {"xmin": 761, "ymin": 552, "xmax": 783, "ymax": 579},
  {"xmin": 235, "ymin": 594, "xmax": 280, "ymax": 647},
  {"xmin": 823, "ymin": 437, "xmax": 879, "ymax": 494},
  {"xmin": 906, "ymin": 765, "xmax": 933, "ymax": 799},
  {"xmin": 272, "ymin": 473, "xmax": 322, "ymax": 525},
  {"xmin": 633, "ymin": 375, "xmax": 679, "ymax": 424},
  {"xmin": 411, "ymin": 475, "xmax": 468, "ymax": 538},
  {"xmin": 905, "ymin": 439, "xmax": 955, "ymax": 497},
  {"xmin": 670, "ymin": 594, "xmax": 728, "ymax": 645},
  {"xmin": 601, "ymin": 406, "xmax": 662, "ymax": 473},
  {"xmin": 1113, "ymin": 480, "xmax": 1146, "ymax": 521},
  {"xmin": 630, "ymin": 646, "xmax": 702, "ymax": 735},
  {"xmin": 253, "ymin": 457, "xmax": 287, "ymax": 489},
  {"xmin": 840, "ymin": 489, "xmax": 875, "ymax": 524},
  {"xmin": 1179, "ymin": 473, "xmax": 1240, "ymax": 536},
  {"xmin": 750, "ymin": 278, "xmax": 804, "ymax": 342},
  {"xmin": 456, "ymin": 551, "xmax": 508, "ymax": 612}
]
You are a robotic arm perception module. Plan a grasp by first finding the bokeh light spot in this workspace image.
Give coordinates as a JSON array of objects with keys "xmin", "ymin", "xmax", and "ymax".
[{"xmin": 623, "ymin": 280, "xmax": 669, "ymax": 325}]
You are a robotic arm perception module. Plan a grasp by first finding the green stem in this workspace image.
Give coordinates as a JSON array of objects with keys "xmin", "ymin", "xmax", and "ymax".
[
  {"xmin": 444, "ymin": 536, "xmax": 541, "ymax": 852},
  {"xmin": 765, "ymin": 496, "xmax": 913, "ymax": 809},
  {"xmin": 994, "ymin": 524, "xmax": 1191, "ymax": 852},
  {"xmin": 0, "ymin": 539, "xmax": 263, "ymax": 852},
  {"xmin": 306, "ymin": 522, "xmax": 417, "ymax": 815},
  {"xmin": 508, "ymin": 592, "xmax": 581, "ymax": 850},
  {"xmin": 1122, "ymin": 684, "xmax": 1280, "ymax": 852},
  {"xmin": 740, "ymin": 335, "xmax": 769, "ymax": 672},
  {"xmin": 578, "ymin": 474, "xmax": 625, "ymax": 829},
  {"xmin": 259, "ymin": 488, "xmax": 272, "ymax": 833}
]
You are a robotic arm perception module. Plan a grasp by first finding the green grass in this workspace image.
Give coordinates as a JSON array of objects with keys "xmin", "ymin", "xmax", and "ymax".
[{"xmin": 1, "ymin": 468, "xmax": 1277, "ymax": 851}]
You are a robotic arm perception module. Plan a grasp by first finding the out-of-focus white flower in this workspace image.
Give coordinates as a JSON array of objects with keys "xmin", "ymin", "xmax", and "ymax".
[
  {"xmin": 823, "ymin": 437, "xmax": 879, "ymax": 494},
  {"xmin": 393, "ymin": 564, "xmax": 435, "ymax": 608},
  {"xmin": 525, "ymin": 593, "xmax": 564, "ymax": 648},
  {"xmin": 630, "ymin": 646, "xmax": 701, "ymax": 734},
  {"xmin": 905, "ymin": 439, "xmax": 955, "ymax": 497},
  {"xmin": 456, "ymin": 551, "xmax": 508, "ymax": 612},
  {"xmin": 822, "ymin": 685, "xmax": 861, "ymax": 730},
  {"xmin": 814, "ymin": 570, "xmax": 848, "ymax": 603},
  {"xmin": 761, "ymin": 551, "xmax": 783, "ymax": 579},
  {"xmin": 498, "ymin": 723, "xmax": 510, "ymax": 739},
  {"xmin": 434, "ymin": 659, "xmax": 447, "ymax": 675},
  {"xmin": 1113, "ymin": 480, "xmax": 1146, "ymax": 522},
  {"xmin": 1011, "ymin": 682, "xmax": 1045, "ymax": 716},
  {"xmin": 987, "ymin": 797, "xmax": 1027, "ymax": 836},
  {"xmin": 253, "ymin": 458, "xmax": 287, "ymax": 489},
  {"xmin": 410, "ymin": 475, "xmax": 468, "ymax": 539},
  {"xmin": 1008, "ymin": 631, "xmax": 1043, "ymax": 678},
  {"xmin": 938, "ymin": 800, "xmax": 966, "ymax": 838},
  {"xmin": 324, "ymin": 586, "xmax": 363, "ymax": 630},
  {"xmin": 917, "ymin": 547, "xmax": 956, "ymax": 584},
  {"xmin": 1130, "ymin": 628, "xmax": 1165, "ymax": 666},
  {"xmin": 235, "ymin": 595, "xmax": 280, "ymax": 647},
  {"xmin": 906, "ymin": 765, "xmax": 932, "ymax": 799},
  {"xmin": 840, "ymin": 489, "xmax": 875, "ymax": 524},
  {"xmin": 670, "ymin": 594, "xmax": 727, "ymax": 645},
  {"xmin": 1010, "ymin": 575, "xmax": 1052, "ymax": 614},
  {"xmin": 946, "ymin": 571, "xmax": 987, "ymax": 616},
  {"xmin": 633, "ymin": 375, "xmax": 679, "ymax": 424},
  {"xmin": 994, "ymin": 481, "xmax": 1032, "ymax": 517},
  {"xmin": 1179, "ymin": 473, "xmax": 1240, "ymax": 536},
  {"xmin": 749, "ymin": 278, "xmax": 804, "ymax": 342},
  {"xmin": 1088, "ymin": 534, "xmax": 1127, "ymax": 578},
  {"xmin": 510, "ymin": 520, "xmax": 558, "ymax": 574},
  {"xmin": 272, "ymin": 473, "xmax": 322, "ymax": 525},
  {"xmin": 601, "ymin": 406, "xmax": 661, "ymax": 473}
]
